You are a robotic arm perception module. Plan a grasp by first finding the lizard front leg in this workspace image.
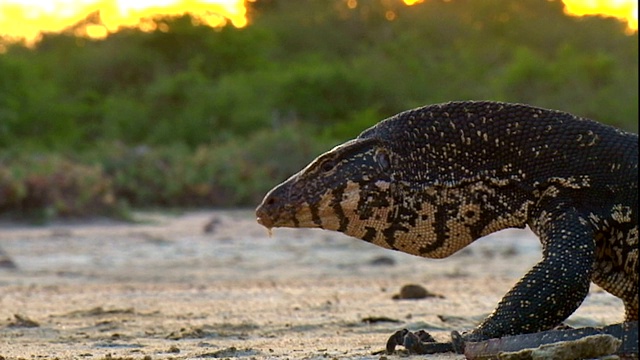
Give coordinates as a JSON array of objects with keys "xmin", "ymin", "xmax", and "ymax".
[
  {"xmin": 386, "ymin": 206, "xmax": 597, "ymax": 355},
  {"xmin": 466, "ymin": 205, "xmax": 595, "ymax": 341}
]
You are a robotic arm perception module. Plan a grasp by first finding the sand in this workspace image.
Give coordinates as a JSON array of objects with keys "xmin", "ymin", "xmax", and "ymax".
[{"xmin": 0, "ymin": 210, "xmax": 625, "ymax": 359}]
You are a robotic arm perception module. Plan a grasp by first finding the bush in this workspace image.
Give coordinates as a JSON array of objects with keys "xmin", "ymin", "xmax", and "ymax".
[
  {"xmin": 201, "ymin": 123, "xmax": 336, "ymax": 205},
  {"xmin": 0, "ymin": 124, "xmax": 336, "ymax": 220},
  {"xmin": 0, "ymin": 153, "xmax": 117, "ymax": 221},
  {"xmin": 276, "ymin": 60, "xmax": 376, "ymax": 125}
]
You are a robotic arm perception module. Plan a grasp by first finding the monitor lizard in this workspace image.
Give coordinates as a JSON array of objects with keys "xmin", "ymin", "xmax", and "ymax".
[{"xmin": 255, "ymin": 100, "xmax": 638, "ymax": 354}]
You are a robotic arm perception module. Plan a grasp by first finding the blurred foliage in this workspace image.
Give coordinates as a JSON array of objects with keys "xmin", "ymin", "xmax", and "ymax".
[
  {"xmin": 0, "ymin": 152, "xmax": 118, "ymax": 222},
  {"xmin": 0, "ymin": 123, "xmax": 332, "ymax": 220},
  {"xmin": 0, "ymin": 0, "xmax": 637, "ymax": 219}
]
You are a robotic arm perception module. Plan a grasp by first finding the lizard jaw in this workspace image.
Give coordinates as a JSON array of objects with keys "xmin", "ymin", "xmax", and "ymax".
[
  {"xmin": 255, "ymin": 183, "xmax": 323, "ymax": 231},
  {"xmin": 255, "ymin": 200, "xmax": 319, "ymax": 230},
  {"xmin": 255, "ymin": 201, "xmax": 281, "ymax": 230},
  {"xmin": 255, "ymin": 209, "xmax": 273, "ymax": 230},
  {"xmin": 255, "ymin": 183, "xmax": 300, "ymax": 230}
]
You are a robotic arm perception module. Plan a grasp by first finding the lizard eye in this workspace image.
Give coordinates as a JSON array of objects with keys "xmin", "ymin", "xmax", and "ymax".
[
  {"xmin": 320, "ymin": 160, "xmax": 335, "ymax": 173},
  {"xmin": 374, "ymin": 149, "xmax": 390, "ymax": 171}
]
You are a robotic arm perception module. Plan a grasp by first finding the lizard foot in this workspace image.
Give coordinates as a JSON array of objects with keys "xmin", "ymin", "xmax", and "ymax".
[{"xmin": 385, "ymin": 329, "xmax": 463, "ymax": 354}]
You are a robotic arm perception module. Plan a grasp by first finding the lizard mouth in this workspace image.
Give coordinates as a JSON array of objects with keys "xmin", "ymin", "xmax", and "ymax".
[
  {"xmin": 255, "ymin": 214, "xmax": 271, "ymax": 229},
  {"xmin": 255, "ymin": 183, "xmax": 299, "ymax": 230},
  {"xmin": 255, "ymin": 201, "xmax": 300, "ymax": 230},
  {"xmin": 256, "ymin": 175, "xmax": 332, "ymax": 231},
  {"xmin": 255, "ymin": 205, "xmax": 276, "ymax": 229}
]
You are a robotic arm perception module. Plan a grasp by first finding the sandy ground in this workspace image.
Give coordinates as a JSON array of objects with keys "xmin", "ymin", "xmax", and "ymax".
[{"xmin": 0, "ymin": 210, "xmax": 626, "ymax": 359}]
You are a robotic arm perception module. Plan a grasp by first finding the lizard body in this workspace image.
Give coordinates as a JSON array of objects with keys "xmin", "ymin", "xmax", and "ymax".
[{"xmin": 255, "ymin": 101, "xmax": 638, "ymax": 345}]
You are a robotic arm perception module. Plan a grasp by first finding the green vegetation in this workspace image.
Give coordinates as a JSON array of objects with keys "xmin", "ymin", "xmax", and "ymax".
[{"xmin": 0, "ymin": 0, "xmax": 637, "ymax": 220}]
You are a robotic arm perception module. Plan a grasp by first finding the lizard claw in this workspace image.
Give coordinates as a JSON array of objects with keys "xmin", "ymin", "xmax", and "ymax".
[
  {"xmin": 451, "ymin": 330, "xmax": 466, "ymax": 353},
  {"xmin": 385, "ymin": 328, "xmax": 408, "ymax": 354},
  {"xmin": 385, "ymin": 328, "xmax": 457, "ymax": 355}
]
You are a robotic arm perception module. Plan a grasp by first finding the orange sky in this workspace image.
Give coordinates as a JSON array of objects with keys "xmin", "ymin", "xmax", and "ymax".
[
  {"xmin": 563, "ymin": 0, "xmax": 637, "ymax": 34},
  {"xmin": 0, "ymin": 0, "xmax": 636, "ymax": 46},
  {"xmin": 0, "ymin": 0, "xmax": 249, "ymax": 45}
]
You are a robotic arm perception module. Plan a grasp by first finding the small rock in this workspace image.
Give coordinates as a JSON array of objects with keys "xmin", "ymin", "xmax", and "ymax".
[
  {"xmin": 8, "ymin": 314, "xmax": 40, "ymax": 328},
  {"xmin": 368, "ymin": 255, "xmax": 396, "ymax": 266},
  {"xmin": 501, "ymin": 245, "xmax": 519, "ymax": 257},
  {"xmin": 203, "ymin": 216, "xmax": 222, "ymax": 233},
  {"xmin": 498, "ymin": 334, "xmax": 621, "ymax": 360},
  {"xmin": 361, "ymin": 316, "xmax": 401, "ymax": 324},
  {"xmin": 0, "ymin": 247, "xmax": 17, "ymax": 270},
  {"xmin": 392, "ymin": 284, "xmax": 444, "ymax": 300},
  {"xmin": 0, "ymin": 256, "xmax": 17, "ymax": 270}
]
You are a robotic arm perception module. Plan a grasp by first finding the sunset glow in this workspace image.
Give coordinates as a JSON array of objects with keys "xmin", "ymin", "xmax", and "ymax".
[
  {"xmin": 0, "ymin": 0, "xmax": 249, "ymax": 45},
  {"xmin": 0, "ymin": 0, "xmax": 636, "ymax": 47},
  {"xmin": 562, "ymin": 0, "xmax": 638, "ymax": 33}
]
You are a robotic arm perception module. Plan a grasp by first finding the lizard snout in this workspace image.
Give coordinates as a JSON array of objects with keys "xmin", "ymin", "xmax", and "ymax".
[
  {"xmin": 255, "ymin": 183, "xmax": 290, "ymax": 230},
  {"xmin": 255, "ymin": 197, "xmax": 277, "ymax": 229}
]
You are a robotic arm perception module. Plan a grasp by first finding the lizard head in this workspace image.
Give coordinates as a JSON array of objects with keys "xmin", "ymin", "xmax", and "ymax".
[
  {"xmin": 255, "ymin": 137, "xmax": 396, "ymax": 234},
  {"xmin": 255, "ymin": 133, "xmax": 501, "ymax": 259}
]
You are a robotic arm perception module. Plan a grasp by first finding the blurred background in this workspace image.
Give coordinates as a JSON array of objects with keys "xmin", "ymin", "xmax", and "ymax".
[{"xmin": 0, "ymin": 0, "xmax": 637, "ymax": 221}]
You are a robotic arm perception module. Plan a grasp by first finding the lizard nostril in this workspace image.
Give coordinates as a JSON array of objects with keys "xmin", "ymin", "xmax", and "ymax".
[{"xmin": 256, "ymin": 190, "xmax": 284, "ymax": 230}]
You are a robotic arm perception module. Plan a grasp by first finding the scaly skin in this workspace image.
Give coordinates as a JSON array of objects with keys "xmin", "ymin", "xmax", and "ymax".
[{"xmin": 255, "ymin": 101, "xmax": 638, "ymax": 346}]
